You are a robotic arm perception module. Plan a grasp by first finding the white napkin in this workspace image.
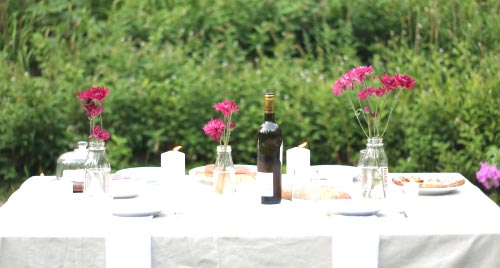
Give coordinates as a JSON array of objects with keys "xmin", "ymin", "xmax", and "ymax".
[{"xmin": 106, "ymin": 216, "xmax": 152, "ymax": 268}]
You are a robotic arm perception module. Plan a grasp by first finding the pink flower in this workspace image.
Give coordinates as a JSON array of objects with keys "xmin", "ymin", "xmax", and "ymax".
[
  {"xmin": 89, "ymin": 126, "xmax": 110, "ymax": 141},
  {"xmin": 331, "ymin": 66, "xmax": 416, "ymax": 138},
  {"xmin": 379, "ymin": 74, "xmax": 398, "ymax": 91},
  {"xmin": 77, "ymin": 86, "xmax": 110, "ymax": 103},
  {"xmin": 358, "ymin": 89, "xmax": 369, "ymax": 100},
  {"xmin": 332, "ymin": 65, "xmax": 373, "ymax": 96},
  {"xmin": 332, "ymin": 77, "xmax": 353, "ymax": 96},
  {"xmin": 213, "ymin": 100, "xmax": 239, "ymax": 118},
  {"xmin": 347, "ymin": 65, "xmax": 373, "ymax": 84},
  {"xmin": 203, "ymin": 118, "xmax": 225, "ymax": 142},
  {"xmin": 394, "ymin": 74, "xmax": 415, "ymax": 89},
  {"xmin": 83, "ymin": 103, "xmax": 104, "ymax": 118},
  {"xmin": 476, "ymin": 162, "xmax": 500, "ymax": 190},
  {"xmin": 374, "ymin": 87, "xmax": 387, "ymax": 97},
  {"xmin": 77, "ymin": 86, "xmax": 110, "ymax": 142},
  {"xmin": 204, "ymin": 100, "xmax": 238, "ymax": 146}
]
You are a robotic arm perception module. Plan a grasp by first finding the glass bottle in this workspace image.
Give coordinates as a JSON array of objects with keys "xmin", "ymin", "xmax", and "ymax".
[
  {"xmin": 256, "ymin": 93, "xmax": 283, "ymax": 204},
  {"xmin": 84, "ymin": 140, "xmax": 111, "ymax": 197},
  {"xmin": 360, "ymin": 137, "xmax": 388, "ymax": 199},
  {"xmin": 56, "ymin": 141, "xmax": 88, "ymax": 181},
  {"xmin": 213, "ymin": 145, "xmax": 236, "ymax": 194}
]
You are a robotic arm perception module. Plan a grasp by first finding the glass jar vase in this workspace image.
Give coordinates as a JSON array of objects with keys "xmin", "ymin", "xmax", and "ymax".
[
  {"xmin": 360, "ymin": 137, "xmax": 388, "ymax": 199},
  {"xmin": 84, "ymin": 141, "xmax": 111, "ymax": 197},
  {"xmin": 213, "ymin": 145, "xmax": 236, "ymax": 194},
  {"xmin": 56, "ymin": 141, "xmax": 88, "ymax": 180}
]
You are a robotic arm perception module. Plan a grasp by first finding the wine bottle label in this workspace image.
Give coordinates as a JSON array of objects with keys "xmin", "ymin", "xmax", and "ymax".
[{"xmin": 256, "ymin": 172, "xmax": 273, "ymax": 197}]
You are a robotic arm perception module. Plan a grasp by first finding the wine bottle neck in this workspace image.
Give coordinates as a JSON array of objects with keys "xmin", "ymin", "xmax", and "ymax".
[
  {"xmin": 263, "ymin": 93, "xmax": 275, "ymax": 122},
  {"xmin": 264, "ymin": 113, "xmax": 275, "ymax": 122}
]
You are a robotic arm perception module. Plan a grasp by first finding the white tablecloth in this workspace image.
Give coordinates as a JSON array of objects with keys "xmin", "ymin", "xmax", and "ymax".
[{"xmin": 1, "ymin": 171, "xmax": 500, "ymax": 268}]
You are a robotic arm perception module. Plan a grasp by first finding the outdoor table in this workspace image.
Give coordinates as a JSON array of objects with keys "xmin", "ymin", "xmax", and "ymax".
[{"xmin": 1, "ymin": 168, "xmax": 499, "ymax": 268}]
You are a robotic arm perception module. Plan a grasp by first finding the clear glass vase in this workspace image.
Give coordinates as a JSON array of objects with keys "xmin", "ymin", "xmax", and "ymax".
[
  {"xmin": 213, "ymin": 145, "xmax": 236, "ymax": 194},
  {"xmin": 360, "ymin": 137, "xmax": 388, "ymax": 199},
  {"xmin": 56, "ymin": 141, "xmax": 88, "ymax": 180},
  {"xmin": 84, "ymin": 141, "xmax": 111, "ymax": 197}
]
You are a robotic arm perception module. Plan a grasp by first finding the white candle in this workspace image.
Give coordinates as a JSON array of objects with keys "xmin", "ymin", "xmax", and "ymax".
[
  {"xmin": 161, "ymin": 146, "xmax": 185, "ymax": 178},
  {"xmin": 286, "ymin": 144, "xmax": 310, "ymax": 179}
]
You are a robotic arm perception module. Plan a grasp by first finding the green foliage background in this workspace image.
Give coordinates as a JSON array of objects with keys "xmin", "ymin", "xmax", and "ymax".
[{"xmin": 1, "ymin": 0, "xmax": 499, "ymax": 203}]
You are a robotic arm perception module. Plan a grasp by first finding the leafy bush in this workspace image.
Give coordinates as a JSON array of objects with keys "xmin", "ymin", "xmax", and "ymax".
[{"xmin": 0, "ymin": 0, "xmax": 499, "ymax": 203}]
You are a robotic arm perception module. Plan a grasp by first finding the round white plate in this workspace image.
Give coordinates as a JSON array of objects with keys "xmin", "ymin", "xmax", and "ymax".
[
  {"xmin": 110, "ymin": 176, "xmax": 139, "ymax": 199},
  {"xmin": 112, "ymin": 198, "xmax": 162, "ymax": 217},
  {"xmin": 116, "ymin": 167, "xmax": 165, "ymax": 182},
  {"xmin": 418, "ymin": 184, "xmax": 464, "ymax": 195},
  {"xmin": 390, "ymin": 173, "xmax": 466, "ymax": 196},
  {"xmin": 327, "ymin": 199, "xmax": 384, "ymax": 216},
  {"xmin": 111, "ymin": 189, "xmax": 138, "ymax": 199}
]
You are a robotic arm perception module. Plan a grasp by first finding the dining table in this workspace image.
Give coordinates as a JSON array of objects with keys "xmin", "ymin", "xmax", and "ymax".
[{"xmin": 1, "ymin": 165, "xmax": 500, "ymax": 268}]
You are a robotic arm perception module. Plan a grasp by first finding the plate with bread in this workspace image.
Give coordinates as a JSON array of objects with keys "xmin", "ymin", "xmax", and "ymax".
[{"xmin": 391, "ymin": 173, "xmax": 466, "ymax": 195}]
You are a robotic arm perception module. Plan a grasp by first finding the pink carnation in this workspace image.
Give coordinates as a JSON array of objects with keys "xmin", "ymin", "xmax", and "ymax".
[
  {"xmin": 330, "ymin": 65, "xmax": 416, "ymax": 139},
  {"xmin": 89, "ymin": 126, "xmax": 110, "ymax": 141},
  {"xmin": 394, "ymin": 74, "xmax": 415, "ymax": 89},
  {"xmin": 203, "ymin": 118, "xmax": 225, "ymax": 142},
  {"xmin": 347, "ymin": 66, "xmax": 373, "ymax": 84},
  {"xmin": 77, "ymin": 86, "xmax": 110, "ymax": 103},
  {"xmin": 332, "ymin": 77, "xmax": 353, "ymax": 96},
  {"xmin": 379, "ymin": 74, "xmax": 398, "ymax": 91},
  {"xmin": 374, "ymin": 87, "xmax": 387, "ymax": 97},
  {"xmin": 358, "ymin": 89, "xmax": 369, "ymax": 100},
  {"xmin": 213, "ymin": 100, "xmax": 239, "ymax": 118},
  {"xmin": 332, "ymin": 65, "xmax": 373, "ymax": 96},
  {"xmin": 83, "ymin": 103, "xmax": 104, "ymax": 118}
]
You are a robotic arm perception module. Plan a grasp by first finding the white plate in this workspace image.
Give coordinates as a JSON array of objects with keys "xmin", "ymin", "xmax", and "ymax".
[
  {"xmin": 116, "ymin": 167, "xmax": 165, "ymax": 183},
  {"xmin": 111, "ymin": 176, "xmax": 139, "ymax": 199},
  {"xmin": 112, "ymin": 198, "xmax": 162, "ymax": 217},
  {"xmin": 418, "ymin": 185, "xmax": 464, "ymax": 195},
  {"xmin": 390, "ymin": 173, "xmax": 466, "ymax": 196},
  {"xmin": 327, "ymin": 199, "xmax": 384, "ymax": 216},
  {"xmin": 111, "ymin": 189, "xmax": 138, "ymax": 199}
]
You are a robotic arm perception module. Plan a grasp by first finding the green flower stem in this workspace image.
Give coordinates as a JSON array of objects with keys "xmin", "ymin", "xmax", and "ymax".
[
  {"xmin": 381, "ymin": 89, "xmax": 402, "ymax": 137},
  {"xmin": 348, "ymin": 94, "xmax": 369, "ymax": 138}
]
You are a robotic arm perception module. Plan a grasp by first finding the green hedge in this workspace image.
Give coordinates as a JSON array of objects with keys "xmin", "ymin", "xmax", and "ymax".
[{"xmin": 1, "ymin": 0, "xmax": 499, "ymax": 203}]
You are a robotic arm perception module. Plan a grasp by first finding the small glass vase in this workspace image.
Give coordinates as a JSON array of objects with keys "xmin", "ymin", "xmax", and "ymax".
[
  {"xmin": 213, "ymin": 145, "xmax": 236, "ymax": 194},
  {"xmin": 360, "ymin": 137, "xmax": 388, "ymax": 199},
  {"xmin": 84, "ymin": 140, "xmax": 111, "ymax": 197}
]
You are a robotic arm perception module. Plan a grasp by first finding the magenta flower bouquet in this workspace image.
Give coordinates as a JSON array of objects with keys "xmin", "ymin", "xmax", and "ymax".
[
  {"xmin": 332, "ymin": 66, "xmax": 415, "ymax": 138},
  {"xmin": 203, "ymin": 100, "xmax": 239, "ymax": 194},
  {"xmin": 203, "ymin": 100, "xmax": 238, "ymax": 147},
  {"xmin": 77, "ymin": 86, "xmax": 110, "ymax": 141}
]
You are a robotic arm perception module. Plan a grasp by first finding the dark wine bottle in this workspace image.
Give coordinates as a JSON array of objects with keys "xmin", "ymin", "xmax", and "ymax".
[{"xmin": 257, "ymin": 93, "xmax": 283, "ymax": 204}]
